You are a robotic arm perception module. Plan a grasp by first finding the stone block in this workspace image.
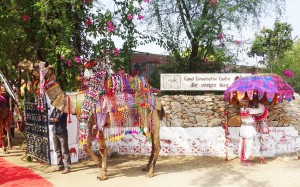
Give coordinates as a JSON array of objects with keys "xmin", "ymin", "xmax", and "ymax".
[
  {"xmin": 187, "ymin": 108, "xmax": 201, "ymax": 113},
  {"xmin": 268, "ymin": 121, "xmax": 278, "ymax": 127}
]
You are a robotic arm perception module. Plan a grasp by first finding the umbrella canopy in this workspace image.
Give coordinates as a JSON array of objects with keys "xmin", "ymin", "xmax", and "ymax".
[{"xmin": 224, "ymin": 73, "xmax": 294, "ymax": 104}]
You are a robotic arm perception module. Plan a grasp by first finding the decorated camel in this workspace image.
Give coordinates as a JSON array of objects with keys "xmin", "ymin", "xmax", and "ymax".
[
  {"xmin": 18, "ymin": 59, "xmax": 164, "ymax": 180},
  {"xmin": 0, "ymin": 94, "xmax": 13, "ymax": 153},
  {"xmin": 0, "ymin": 71, "xmax": 21, "ymax": 153}
]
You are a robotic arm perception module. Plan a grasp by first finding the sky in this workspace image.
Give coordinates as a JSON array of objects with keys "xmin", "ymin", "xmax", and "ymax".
[{"xmin": 101, "ymin": 0, "xmax": 300, "ymax": 64}]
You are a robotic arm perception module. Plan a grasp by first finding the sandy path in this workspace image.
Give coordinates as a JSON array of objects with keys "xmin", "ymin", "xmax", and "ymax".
[{"xmin": 1, "ymin": 131, "xmax": 300, "ymax": 187}]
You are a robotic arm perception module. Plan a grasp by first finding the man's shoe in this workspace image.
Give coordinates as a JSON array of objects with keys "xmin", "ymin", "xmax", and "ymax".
[{"xmin": 61, "ymin": 168, "xmax": 70, "ymax": 174}]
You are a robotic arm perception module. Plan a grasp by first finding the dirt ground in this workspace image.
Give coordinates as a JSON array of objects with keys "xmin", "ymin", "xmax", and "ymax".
[{"xmin": 2, "ymin": 130, "xmax": 300, "ymax": 187}]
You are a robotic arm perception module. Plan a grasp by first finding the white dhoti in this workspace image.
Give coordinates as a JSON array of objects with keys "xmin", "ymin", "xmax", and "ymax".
[
  {"xmin": 238, "ymin": 104, "xmax": 265, "ymax": 163},
  {"xmin": 239, "ymin": 125, "xmax": 257, "ymax": 160}
]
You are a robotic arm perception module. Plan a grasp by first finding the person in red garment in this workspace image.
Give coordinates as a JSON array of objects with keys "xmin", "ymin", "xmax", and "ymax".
[{"xmin": 239, "ymin": 101, "xmax": 267, "ymax": 165}]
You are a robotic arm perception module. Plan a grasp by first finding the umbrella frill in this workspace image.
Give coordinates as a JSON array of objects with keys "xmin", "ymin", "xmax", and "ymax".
[{"xmin": 224, "ymin": 74, "xmax": 294, "ymax": 103}]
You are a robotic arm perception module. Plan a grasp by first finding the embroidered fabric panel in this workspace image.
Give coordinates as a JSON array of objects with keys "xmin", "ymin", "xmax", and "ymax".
[{"xmin": 79, "ymin": 70, "xmax": 155, "ymax": 142}]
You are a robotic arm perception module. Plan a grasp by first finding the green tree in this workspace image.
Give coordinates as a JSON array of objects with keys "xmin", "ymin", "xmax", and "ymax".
[
  {"xmin": 143, "ymin": 0, "xmax": 286, "ymax": 73},
  {"xmin": 248, "ymin": 21, "xmax": 293, "ymax": 71},
  {"xmin": 272, "ymin": 40, "xmax": 300, "ymax": 93},
  {"xmin": 0, "ymin": 1, "xmax": 34, "ymax": 102},
  {"xmin": 0, "ymin": 0, "xmax": 145, "ymax": 92}
]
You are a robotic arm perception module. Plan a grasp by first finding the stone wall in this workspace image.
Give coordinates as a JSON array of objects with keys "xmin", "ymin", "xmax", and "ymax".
[{"xmin": 160, "ymin": 95, "xmax": 300, "ymax": 131}]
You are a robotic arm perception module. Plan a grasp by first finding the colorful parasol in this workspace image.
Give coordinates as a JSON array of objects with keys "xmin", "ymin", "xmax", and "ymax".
[{"xmin": 224, "ymin": 73, "xmax": 294, "ymax": 104}]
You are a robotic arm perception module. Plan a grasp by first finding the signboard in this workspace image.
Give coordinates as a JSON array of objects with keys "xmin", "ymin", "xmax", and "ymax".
[{"xmin": 160, "ymin": 73, "xmax": 250, "ymax": 91}]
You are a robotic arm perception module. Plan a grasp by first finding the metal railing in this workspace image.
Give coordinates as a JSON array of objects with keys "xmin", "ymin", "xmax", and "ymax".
[{"xmin": 24, "ymin": 91, "xmax": 51, "ymax": 164}]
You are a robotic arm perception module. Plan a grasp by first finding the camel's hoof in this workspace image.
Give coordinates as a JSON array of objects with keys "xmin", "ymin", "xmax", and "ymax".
[
  {"xmin": 146, "ymin": 172, "xmax": 154, "ymax": 178},
  {"xmin": 142, "ymin": 167, "xmax": 150, "ymax": 172},
  {"xmin": 97, "ymin": 176, "xmax": 108, "ymax": 181}
]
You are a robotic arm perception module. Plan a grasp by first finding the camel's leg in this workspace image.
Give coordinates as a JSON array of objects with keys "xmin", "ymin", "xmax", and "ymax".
[
  {"xmin": 83, "ymin": 140, "xmax": 101, "ymax": 167},
  {"xmin": 146, "ymin": 110, "xmax": 161, "ymax": 178},
  {"xmin": 2, "ymin": 136, "xmax": 8, "ymax": 153},
  {"xmin": 1, "ymin": 136, "xmax": 7, "ymax": 154},
  {"xmin": 0, "ymin": 125, "xmax": 7, "ymax": 154},
  {"xmin": 5, "ymin": 126, "xmax": 12, "ymax": 149},
  {"xmin": 83, "ymin": 120, "xmax": 101, "ymax": 166},
  {"xmin": 142, "ymin": 138, "xmax": 154, "ymax": 172},
  {"xmin": 4, "ymin": 110, "xmax": 13, "ymax": 150},
  {"xmin": 97, "ymin": 131, "xmax": 108, "ymax": 180}
]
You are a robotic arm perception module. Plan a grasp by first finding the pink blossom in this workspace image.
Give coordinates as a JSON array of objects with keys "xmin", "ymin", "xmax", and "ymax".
[
  {"xmin": 107, "ymin": 21, "xmax": 115, "ymax": 32},
  {"xmin": 210, "ymin": 0, "xmax": 218, "ymax": 8},
  {"xmin": 137, "ymin": 15, "xmax": 144, "ymax": 20},
  {"xmin": 85, "ymin": 18, "xmax": 92, "ymax": 26},
  {"xmin": 144, "ymin": 0, "xmax": 151, "ymax": 3},
  {"xmin": 284, "ymin": 69, "xmax": 294, "ymax": 78},
  {"xmin": 235, "ymin": 40, "xmax": 241, "ymax": 46},
  {"xmin": 75, "ymin": 56, "xmax": 81, "ymax": 63},
  {"xmin": 218, "ymin": 32, "xmax": 223, "ymax": 40},
  {"xmin": 22, "ymin": 15, "xmax": 29, "ymax": 22},
  {"xmin": 127, "ymin": 14, "xmax": 133, "ymax": 20},
  {"xmin": 113, "ymin": 48, "xmax": 120, "ymax": 56},
  {"xmin": 67, "ymin": 59, "xmax": 72, "ymax": 67}
]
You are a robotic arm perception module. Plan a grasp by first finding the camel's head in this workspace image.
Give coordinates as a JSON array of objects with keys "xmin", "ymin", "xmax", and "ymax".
[
  {"xmin": 18, "ymin": 59, "xmax": 40, "ymax": 79},
  {"xmin": 44, "ymin": 65, "xmax": 56, "ymax": 83}
]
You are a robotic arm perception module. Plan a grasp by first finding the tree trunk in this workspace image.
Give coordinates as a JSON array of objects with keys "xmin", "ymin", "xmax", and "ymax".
[{"xmin": 189, "ymin": 38, "xmax": 199, "ymax": 72}]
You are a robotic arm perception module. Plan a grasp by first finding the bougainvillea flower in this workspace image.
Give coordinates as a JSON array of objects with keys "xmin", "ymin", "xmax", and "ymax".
[
  {"xmin": 284, "ymin": 69, "xmax": 294, "ymax": 78},
  {"xmin": 85, "ymin": 0, "xmax": 93, "ymax": 3},
  {"xmin": 218, "ymin": 32, "xmax": 223, "ymax": 40},
  {"xmin": 67, "ymin": 59, "xmax": 72, "ymax": 67},
  {"xmin": 113, "ymin": 48, "xmax": 120, "ymax": 56},
  {"xmin": 85, "ymin": 18, "xmax": 92, "ymax": 26},
  {"xmin": 210, "ymin": 0, "xmax": 218, "ymax": 7},
  {"xmin": 235, "ymin": 40, "xmax": 241, "ymax": 46},
  {"xmin": 144, "ymin": 0, "xmax": 151, "ymax": 3},
  {"xmin": 107, "ymin": 21, "xmax": 115, "ymax": 32},
  {"xmin": 75, "ymin": 56, "xmax": 81, "ymax": 63},
  {"xmin": 22, "ymin": 15, "xmax": 29, "ymax": 22},
  {"xmin": 137, "ymin": 15, "xmax": 144, "ymax": 20},
  {"xmin": 127, "ymin": 14, "xmax": 133, "ymax": 20}
]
